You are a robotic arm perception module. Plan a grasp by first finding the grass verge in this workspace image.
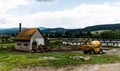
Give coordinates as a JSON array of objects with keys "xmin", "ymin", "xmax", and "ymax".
[{"xmin": 0, "ymin": 43, "xmax": 119, "ymax": 71}]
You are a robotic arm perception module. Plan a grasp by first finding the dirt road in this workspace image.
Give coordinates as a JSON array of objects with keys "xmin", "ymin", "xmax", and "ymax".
[{"xmin": 12, "ymin": 63, "xmax": 120, "ymax": 71}]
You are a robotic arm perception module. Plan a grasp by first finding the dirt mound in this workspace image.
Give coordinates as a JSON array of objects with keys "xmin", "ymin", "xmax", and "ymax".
[
  {"xmin": 11, "ymin": 63, "xmax": 120, "ymax": 71},
  {"xmin": 106, "ymin": 48, "xmax": 120, "ymax": 54}
]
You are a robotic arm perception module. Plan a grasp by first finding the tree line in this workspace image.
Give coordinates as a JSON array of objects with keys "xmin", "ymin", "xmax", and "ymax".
[
  {"xmin": 93, "ymin": 30, "xmax": 120, "ymax": 39},
  {"xmin": 44, "ymin": 30, "xmax": 120, "ymax": 39}
]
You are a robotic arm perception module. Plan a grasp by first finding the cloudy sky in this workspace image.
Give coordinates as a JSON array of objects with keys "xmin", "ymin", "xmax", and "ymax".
[{"xmin": 0, "ymin": 0, "xmax": 120, "ymax": 28}]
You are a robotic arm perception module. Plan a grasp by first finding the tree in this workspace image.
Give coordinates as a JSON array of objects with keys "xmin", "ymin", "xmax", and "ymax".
[
  {"xmin": 54, "ymin": 32, "xmax": 62, "ymax": 38},
  {"xmin": 86, "ymin": 31, "xmax": 92, "ymax": 37}
]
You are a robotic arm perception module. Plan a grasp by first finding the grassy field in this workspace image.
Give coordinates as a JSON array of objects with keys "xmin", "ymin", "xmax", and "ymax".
[
  {"xmin": 91, "ymin": 30, "xmax": 109, "ymax": 34},
  {"xmin": 0, "ymin": 43, "xmax": 120, "ymax": 71}
]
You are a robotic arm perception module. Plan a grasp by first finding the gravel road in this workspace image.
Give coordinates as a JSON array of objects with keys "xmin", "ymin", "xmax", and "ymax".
[{"xmin": 11, "ymin": 63, "xmax": 120, "ymax": 71}]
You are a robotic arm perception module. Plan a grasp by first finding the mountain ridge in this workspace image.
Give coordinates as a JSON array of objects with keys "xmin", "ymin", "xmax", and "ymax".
[{"xmin": 0, "ymin": 23, "xmax": 119, "ymax": 34}]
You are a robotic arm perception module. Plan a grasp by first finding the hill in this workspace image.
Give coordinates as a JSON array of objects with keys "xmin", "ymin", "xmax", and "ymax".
[
  {"xmin": 42, "ymin": 24, "xmax": 120, "ymax": 34},
  {"xmin": 0, "ymin": 23, "xmax": 119, "ymax": 34},
  {"xmin": 84, "ymin": 24, "xmax": 120, "ymax": 31},
  {"xmin": 0, "ymin": 28, "xmax": 19, "ymax": 34},
  {"xmin": 41, "ymin": 28, "xmax": 69, "ymax": 34}
]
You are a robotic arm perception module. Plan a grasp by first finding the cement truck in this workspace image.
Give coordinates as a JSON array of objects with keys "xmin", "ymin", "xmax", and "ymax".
[{"xmin": 81, "ymin": 40, "xmax": 105, "ymax": 54}]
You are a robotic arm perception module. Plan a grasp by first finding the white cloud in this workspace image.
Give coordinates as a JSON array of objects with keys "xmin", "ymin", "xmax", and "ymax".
[
  {"xmin": 0, "ymin": 0, "xmax": 30, "ymax": 28},
  {"xmin": 0, "ymin": 0, "xmax": 29, "ymax": 15},
  {"xmin": 1, "ymin": 1, "xmax": 120, "ymax": 28},
  {"xmin": 21, "ymin": 2, "xmax": 120, "ymax": 28},
  {"xmin": 34, "ymin": 0, "xmax": 58, "ymax": 6}
]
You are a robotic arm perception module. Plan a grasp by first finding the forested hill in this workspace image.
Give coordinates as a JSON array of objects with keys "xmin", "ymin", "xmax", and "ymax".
[
  {"xmin": 0, "ymin": 24, "xmax": 119, "ymax": 34},
  {"xmin": 42, "ymin": 24, "xmax": 120, "ymax": 34},
  {"xmin": 84, "ymin": 24, "xmax": 120, "ymax": 31}
]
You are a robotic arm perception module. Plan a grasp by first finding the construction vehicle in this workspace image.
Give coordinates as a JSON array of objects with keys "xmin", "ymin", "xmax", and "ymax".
[{"xmin": 81, "ymin": 39, "xmax": 105, "ymax": 54}]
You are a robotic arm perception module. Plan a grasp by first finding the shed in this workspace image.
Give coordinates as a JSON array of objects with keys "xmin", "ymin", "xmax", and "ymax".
[{"xmin": 15, "ymin": 28, "xmax": 48, "ymax": 51}]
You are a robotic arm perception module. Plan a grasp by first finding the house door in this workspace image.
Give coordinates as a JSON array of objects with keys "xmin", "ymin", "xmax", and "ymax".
[{"xmin": 32, "ymin": 41, "xmax": 37, "ymax": 52}]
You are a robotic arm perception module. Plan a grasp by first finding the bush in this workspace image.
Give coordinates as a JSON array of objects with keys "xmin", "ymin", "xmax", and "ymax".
[{"xmin": 0, "ymin": 43, "xmax": 15, "ymax": 51}]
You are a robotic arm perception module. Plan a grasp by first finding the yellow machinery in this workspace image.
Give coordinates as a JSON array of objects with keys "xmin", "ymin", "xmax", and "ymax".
[{"xmin": 81, "ymin": 40, "xmax": 105, "ymax": 54}]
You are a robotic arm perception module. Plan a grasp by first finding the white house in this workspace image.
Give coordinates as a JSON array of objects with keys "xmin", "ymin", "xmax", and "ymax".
[{"xmin": 15, "ymin": 28, "xmax": 48, "ymax": 51}]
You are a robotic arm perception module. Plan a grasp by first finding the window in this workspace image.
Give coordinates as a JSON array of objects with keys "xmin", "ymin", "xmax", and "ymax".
[
  {"xmin": 24, "ymin": 44, "xmax": 28, "ymax": 46},
  {"xmin": 113, "ymin": 43, "xmax": 115, "ymax": 45},
  {"xmin": 17, "ymin": 43, "xmax": 21, "ymax": 46}
]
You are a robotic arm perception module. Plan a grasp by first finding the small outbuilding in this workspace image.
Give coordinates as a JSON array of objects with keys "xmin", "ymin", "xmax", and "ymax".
[{"xmin": 15, "ymin": 28, "xmax": 48, "ymax": 51}]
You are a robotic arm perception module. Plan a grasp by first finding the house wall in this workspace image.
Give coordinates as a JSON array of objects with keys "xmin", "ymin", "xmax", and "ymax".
[
  {"xmin": 15, "ymin": 41, "xmax": 30, "ymax": 51},
  {"xmin": 118, "ymin": 43, "xmax": 120, "ymax": 47},
  {"xmin": 30, "ymin": 30, "xmax": 44, "ymax": 49}
]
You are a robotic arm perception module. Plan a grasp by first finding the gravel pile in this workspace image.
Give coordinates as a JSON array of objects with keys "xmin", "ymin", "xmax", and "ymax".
[
  {"xmin": 107, "ymin": 49, "xmax": 120, "ymax": 54},
  {"xmin": 69, "ymin": 56, "xmax": 91, "ymax": 60},
  {"xmin": 39, "ymin": 56, "xmax": 56, "ymax": 60}
]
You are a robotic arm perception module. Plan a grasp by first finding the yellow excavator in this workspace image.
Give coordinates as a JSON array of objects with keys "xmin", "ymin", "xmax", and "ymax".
[{"xmin": 81, "ymin": 39, "xmax": 105, "ymax": 54}]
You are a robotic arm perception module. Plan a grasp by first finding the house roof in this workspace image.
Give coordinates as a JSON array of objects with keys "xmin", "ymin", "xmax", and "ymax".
[{"xmin": 15, "ymin": 28, "xmax": 44, "ymax": 41}]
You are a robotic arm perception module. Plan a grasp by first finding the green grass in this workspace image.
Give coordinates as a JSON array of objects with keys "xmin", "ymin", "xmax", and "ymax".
[
  {"xmin": 91, "ymin": 30, "xmax": 110, "ymax": 34},
  {"xmin": 0, "ymin": 43, "xmax": 120, "ymax": 71}
]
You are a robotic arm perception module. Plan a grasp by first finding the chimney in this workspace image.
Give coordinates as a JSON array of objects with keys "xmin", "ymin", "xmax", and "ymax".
[{"xmin": 19, "ymin": 23, "xmax": 21, "ymax": 32}]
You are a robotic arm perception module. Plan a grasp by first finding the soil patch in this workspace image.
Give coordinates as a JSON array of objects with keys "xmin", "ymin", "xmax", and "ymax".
[{"xmin": 11, "ymin": 63, "xmax": 120, "ymax": 71}]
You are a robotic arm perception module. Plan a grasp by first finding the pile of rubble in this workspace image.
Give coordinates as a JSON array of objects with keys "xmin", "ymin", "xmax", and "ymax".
[
  {"xmin": 107, "ymin": 49, "xmax": 120, "ymax": 54},
  {"xmin": 39, "ymin": 56, "xmax": 56, "ymax": 60},
  {"xmin": 69, "ymin": 56, "xmax": 91, "ymax": 61}
]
